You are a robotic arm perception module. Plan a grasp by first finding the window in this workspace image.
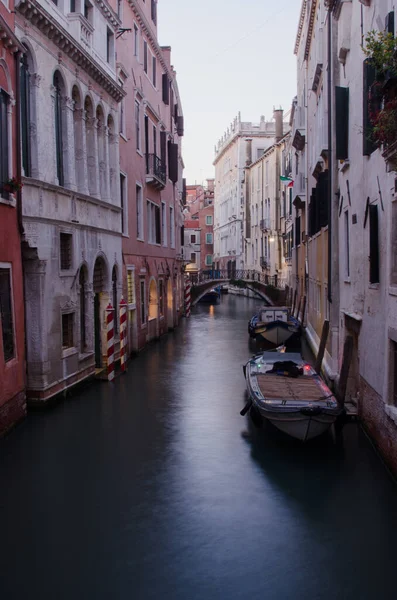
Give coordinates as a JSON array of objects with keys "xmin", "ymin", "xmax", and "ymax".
[
  {"xmin": 152, "ymin": 55, "xmax": 156, "ymax": 87},
  {"xmin": 143, "ymin": 40, "xmax": 148, "ymax": 73},
  {"xmin": 369, "ymin": 204, "xmax": 380, "ymax": 284},
  {"xmin": 84, "ymin": 0, "xmax": 93, "ymax": 23},
  {"xmin": 206, "ymin": 233, "xmax": 213, "ymax": 244},
  {"xmin": 0, "ymin": 267, "xmax": 15, "ymax": 362},
  {"xmin": 151, "ymin": 0, "xmax": 157, "ymax": 24},
  {"xmin": 135, "ymin": 100, "xmax": 141, "ymax": 151},
  {"xmin": 20, "ymin": 54, "xmax": 31, "ymax": 177},
  {"xmin": 153, "ymin": 125, "xmax": 157, "ymax": 156},
  {"xmin": 159, "ymin": 280, "xmax": 164, "ymax": 316},
  {"xmin": 62, "ymin": 313, "xmax": 74, "ymax": 349},
  {"xmin": 120, "ymin": 173, "xmax": 127, "ymax": 234},
  {"xmin": 161, "ymin": 201, "xmax": 167, "ymax": 246},
  {"xmin": 206, "ymin": 215, "xmax": 213, "ymax": 225},
  {"xmin": 53, "ymin": 72, "xmax": 64, "ymax": 187},
  {"xmin": 147, "ymin": 201, "xmax": 161, "ymax": 244},
  {"xmin": 190, "ymin": 253, "xmax": 196, "ymax": 263},
  {"xmin": 134, "ymin": 24, "xmax": 139, "ymax": 57},
  {"xmin": 60, "ymin": 233, "xmax": 73, "ymax": 270},
  {"xmin": 127, "ymin": 269, "xmax": 136, "ymax": 306},
  {"xmin": 191, "ymin": 234, "xmax": 196, "ymax": 244},
  {"xmin": 70, "ymin": 0, "xmax": 76, "ymax": 11},
  {"xmin": 107, "ymin": 28, "xmax": 114, "ymax": 65},
  {"xmin": 117, "ymin": 0, "xmax": 122, "ymax": 19},
  {"xmin": 205, "ymin": 255, "xmax": 213, "ymax": 266},
  {"xmin": 344, "ymin": 211, "xmax": 350, "ymax": 278},
  {"xmin": 170, "ymin": 206, "xmax": 175, "ymax": 247},
  {"xmin": 335, "ymin": 86, "xmax": 349, "ymax": 160},
  {"xmin": 119, "ymin": 94, "xmax": 125, "ymax": 136},
  {"xmin": 136, "ymin": 184, "xmax": 143, "ymax": 239},
  {"xmin": 392, "ymin": 340, "xmax": 397, "ymax": 406},
  {"xmin": 140, "ymin": 279, "xmax": 146, "ymax": 325}
]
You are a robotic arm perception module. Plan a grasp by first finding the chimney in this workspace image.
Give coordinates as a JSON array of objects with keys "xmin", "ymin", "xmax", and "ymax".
[
  {"xmin": 246, "ymin": 138, "xmax": 252, "ymax": 166},
  {"xmin": 274, "ymin": 108, "xmax": 284, "ymax": 142}
]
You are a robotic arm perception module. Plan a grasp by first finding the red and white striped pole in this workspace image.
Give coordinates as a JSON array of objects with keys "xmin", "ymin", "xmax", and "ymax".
[
  {"xmin": 185, "ymin": 274, "xmax": 191, "ymax": 318},
  {"xmin": 106, "ymin": 302, "xmax": 115, "ymax": 381},
  {"xmin": 119, "ymin": 296, "xmax": 127, "ymax": 373}
]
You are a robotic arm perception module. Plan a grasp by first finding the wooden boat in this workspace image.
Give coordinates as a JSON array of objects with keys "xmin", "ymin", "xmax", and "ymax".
[
  {"xmin": 242, "ymin": 350, "xmax": 342, "ymax": 441},
  {"xmin": 248, "ymin": 307, "xmax": 301, "ymax": 347},
  {"xmin": 199, "ymin": 288, "xmax": 220, "ymax": 303}
]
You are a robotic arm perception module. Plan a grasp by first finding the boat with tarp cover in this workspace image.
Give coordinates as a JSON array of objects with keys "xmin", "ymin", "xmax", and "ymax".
[
  {"xmin": 248, "ymin": 307, "xmax": 301, "ymax": 348},
  {"xmin": 242, "ymin": 350, "xmax": 342, "ymax": 441}
]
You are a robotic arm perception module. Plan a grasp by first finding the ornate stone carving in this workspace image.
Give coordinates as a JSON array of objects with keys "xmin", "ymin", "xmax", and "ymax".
[{"xmin": 61, "ymin": 298, "xmax": 77, "ymax": 312}]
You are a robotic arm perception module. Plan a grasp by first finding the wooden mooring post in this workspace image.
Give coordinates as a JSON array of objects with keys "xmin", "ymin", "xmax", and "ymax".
[
  {"xmin": 292, "ymin": 289, "xmax": 297, "ymax": 316},
  {"xmin": 337, "ymin": 335, "xmax": 354, "ymax": 409},
  {"xmin": 315, "ymin": 320, "xmax": 330, "ymax": 374},
  {"xmin": 300, "ymin": 295, "xmax": 307, "ymax": 325}
]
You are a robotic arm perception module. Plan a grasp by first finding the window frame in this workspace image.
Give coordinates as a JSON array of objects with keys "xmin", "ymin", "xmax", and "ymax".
[
  {"xmin": 205, "ymin": 215, "xmax": 213, "ymax": 225},
  {"xmin": 135, "ymin": 99, "xmax": 141, "ymax": 152},
  {"xmin": 206, "ymin": 233, "xmax": 213, "ymax": 244},
  {"xmin": 136, "ymin": 182, "xmax": 144, "ymax": 240},
  {"xmin": 0, "ymin": 263, "xmax": 15, "ymax": 363},
  {"xmin": 59, "ymin": 231, "xmax": 74, "ymax": 273},
  {"xmin": 120, "ymin": 172, "xmax": 128, "ymax": 235},
  {"xmin": 61, "ymin": 311, "xmax": 75, "ymax": 352}
]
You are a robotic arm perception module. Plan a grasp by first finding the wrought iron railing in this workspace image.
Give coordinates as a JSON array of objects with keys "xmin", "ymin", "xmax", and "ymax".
[
  {"xmin": 146, "ymin": 154, "xmax": 166, "ymax": 186},
  {"xmin": 189, "ymin": 269, "xmax": 285, "ymax": 289}
]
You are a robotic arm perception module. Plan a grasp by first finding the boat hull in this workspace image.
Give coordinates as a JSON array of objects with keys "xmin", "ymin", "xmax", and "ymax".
[
  {"xmin": 254, "ymin": 407, "xmax": 337, "ymax": 441},
  {"xmin": 199, "ymin": 290, "xmax": 220, "ymax": 304}
]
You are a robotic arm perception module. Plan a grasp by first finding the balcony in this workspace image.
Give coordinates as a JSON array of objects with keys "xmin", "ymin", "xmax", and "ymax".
[
  {"xmin": 260, "ymin": 218, "xmax": 270, "ymax": 232},
  {"xmin": 146, "ymin": 154, "xmax": 166, "ymax": 189}
]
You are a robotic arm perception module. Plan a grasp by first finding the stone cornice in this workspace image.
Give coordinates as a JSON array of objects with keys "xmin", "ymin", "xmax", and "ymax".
[
  {"xmin": 294, "ymin": 0, "xmax": 306, "ymax": 55},
  {"xmin": 304, "ymin": 0, "xmax": 318, "ymax": 61},
  {"xmin": 16, "ymin": 0, "xmax": 126, "ymax": 102},
  {"xmin": 0, "ymin": 14, "xmax": 25, "ymax": 53},
  {"xmin": 93, "ymin": 0, "xmax": 121, "ymax": 29},
  {"xmin": 126, "ymin": 0, "xmax": 174, "ymax": 84}
]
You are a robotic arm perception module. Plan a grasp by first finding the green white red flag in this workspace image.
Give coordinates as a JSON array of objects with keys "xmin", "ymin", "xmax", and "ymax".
[{"xmin": 280, "ymin": 176, "xmax": 294, "ymax": 188}]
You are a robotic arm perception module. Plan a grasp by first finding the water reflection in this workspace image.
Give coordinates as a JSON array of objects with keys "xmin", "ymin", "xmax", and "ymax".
[{"xmin": 0, "ymin": 295, "xmax": 397, "ymax": 600}]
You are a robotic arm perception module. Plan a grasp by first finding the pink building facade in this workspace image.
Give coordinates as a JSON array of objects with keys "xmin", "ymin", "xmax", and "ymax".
[
  {"xmin": 0, "ymin": 5, "xmax": 26, "ymax": 433},
  {"xmin": 118, "ymin": 0, "xmax": 185, "ymax": 351}
]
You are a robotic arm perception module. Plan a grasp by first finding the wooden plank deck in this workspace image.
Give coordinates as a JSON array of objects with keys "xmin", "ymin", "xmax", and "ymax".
[{"xmin": 256, "ymin": 374, "xmax": 331, "ymax": 402}]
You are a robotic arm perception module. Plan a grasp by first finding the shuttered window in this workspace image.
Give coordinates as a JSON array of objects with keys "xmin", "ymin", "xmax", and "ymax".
[
  {"xmin": 335, "ymin": 86, "xmax": 349, "ymax": 160},
  {"xmin": 162, "ymin": 74, "xmax": 169, "ymax": 105},
  {"xmin": 295, "ymin": 216, "xmax": 301, "ymax": 247},
  {"xmin": 168, "ymin": 142, "xmax": 178, "ymax": 183},
  {"xmin": 369, "ymin": 204, "xmax": 380, "ymax": 284},
  {"xmin": 386, "ymin": 11, "xmax": 395, "ymax": 36},
  {"xmin": 0, "ymin": 90, "xmax": 9, "ymax": 195},
  {"xmin": 143, "ymin": 41, "xmax": 148, "ymax": 73}
]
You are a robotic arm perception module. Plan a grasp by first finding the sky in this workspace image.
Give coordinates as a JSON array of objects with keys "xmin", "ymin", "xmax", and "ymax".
[{"xmin": 158, "ymin": 0, "xmax": 302, "ymax": 185}]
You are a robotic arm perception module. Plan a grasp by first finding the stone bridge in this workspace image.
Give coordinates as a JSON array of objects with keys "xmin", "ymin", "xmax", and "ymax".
[{"xmin": 189, "ymin": 269, "xmax": 288, "ymax": 306}]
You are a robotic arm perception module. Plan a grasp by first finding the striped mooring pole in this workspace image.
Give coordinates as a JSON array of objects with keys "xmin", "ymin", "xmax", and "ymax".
[
  {"xmin": 106, "ymin": 302, "xmax": 115, "ymax": 382},
  {"xmin": 185, "ymin": 275, "xmax": 191, "ymax": 318},
  {"xmin": 119, "ymin": 296, "xmax": 127, "ymax": 373}
]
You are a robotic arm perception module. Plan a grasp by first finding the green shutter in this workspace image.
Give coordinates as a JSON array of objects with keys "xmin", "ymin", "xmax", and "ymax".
[{"xmin": 335, "ymin": 86, "xmax": 349, "ymax": 160}]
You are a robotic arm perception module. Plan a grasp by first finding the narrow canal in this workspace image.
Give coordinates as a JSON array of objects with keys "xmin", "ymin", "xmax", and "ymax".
[{"xmin": 1, "ymin": 295, "xmax": 397, "ymax": 599}]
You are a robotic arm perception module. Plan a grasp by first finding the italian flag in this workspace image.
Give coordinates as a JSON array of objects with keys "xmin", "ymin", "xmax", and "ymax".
[{"xmin": 280, "ymin": 176, "xmax": 294, "ymax": 188}]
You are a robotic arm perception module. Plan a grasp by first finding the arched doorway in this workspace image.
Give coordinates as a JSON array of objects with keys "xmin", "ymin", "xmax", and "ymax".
[
  {"xmin": 93, "ymin": 256, "xmax": 107, "ymax": 367},
  {"xmin": 167, "ymin": 279, "xmax": 173, "ymax": 329},
  {"xmin": 148, "ymin": 278, "xmax": 158, "ymax": 341}
]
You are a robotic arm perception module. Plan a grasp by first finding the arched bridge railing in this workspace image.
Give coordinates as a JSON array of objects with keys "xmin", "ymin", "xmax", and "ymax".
[{"xmin": 188, "ymin": 269, "xmax": 286, "ymax": 289}]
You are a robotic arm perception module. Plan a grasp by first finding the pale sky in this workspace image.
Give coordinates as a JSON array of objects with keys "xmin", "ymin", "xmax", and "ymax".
[{"xmin": 158, "ymin": 0, "xmax": 302, "ymax": 185}]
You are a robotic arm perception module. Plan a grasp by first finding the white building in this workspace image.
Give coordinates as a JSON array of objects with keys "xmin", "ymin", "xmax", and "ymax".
[
  {"xmin": 213, "ymin": 112, "xmax": 288, "ymax": 275},
  {"xmin": 16, "ymin": 0, "xmax": 124, "ymax": 402}
]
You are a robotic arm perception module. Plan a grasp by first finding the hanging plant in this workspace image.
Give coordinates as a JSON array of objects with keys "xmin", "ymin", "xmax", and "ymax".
[
  {"xmin": 3, "ymin": 177, "xmax": 23, "ymax": 193},
  {"xmin": 364, "ymin": 30, "xmax": 397, "ymax": 79}
]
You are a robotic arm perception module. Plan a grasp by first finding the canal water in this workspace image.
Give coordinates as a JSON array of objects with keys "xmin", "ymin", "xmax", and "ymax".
[{"xmin": 1, "ymin": 294, "xmax": 397, "ymax": 599}]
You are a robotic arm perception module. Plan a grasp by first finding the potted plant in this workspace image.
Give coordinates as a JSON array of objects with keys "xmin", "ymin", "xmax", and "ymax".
[
  {"xmin": 2, "ymin": 177, "xmax": 23, "ymax": 194},
  {"xmin": 364, "ymin": 30, "xmax": 397, "ymax": 167}
]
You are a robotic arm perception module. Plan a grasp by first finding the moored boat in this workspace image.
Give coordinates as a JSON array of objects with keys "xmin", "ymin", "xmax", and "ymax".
[
  {"xmin": 242, "ymin": 350, "xmax": 342, "ymax": 441},
  {"xmin": 248, "ymin": 307, "xmax": 301, "ymax": 348}
]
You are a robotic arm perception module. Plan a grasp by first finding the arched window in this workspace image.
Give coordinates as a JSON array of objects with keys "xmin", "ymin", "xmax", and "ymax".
[{"xmin": 53, "ymin": 71, "xmax": 64, "ymax": 186}]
